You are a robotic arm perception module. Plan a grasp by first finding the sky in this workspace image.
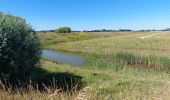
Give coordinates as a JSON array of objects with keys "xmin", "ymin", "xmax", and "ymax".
[{"xmin": 0, "ymin": 0, "xmax": 170, "ymax": 31}]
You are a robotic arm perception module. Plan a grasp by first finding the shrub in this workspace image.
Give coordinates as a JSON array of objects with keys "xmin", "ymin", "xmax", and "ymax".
[
  {"xmin": 0, "ymin": 13, "xmax": 41, "ymax": 84},
  {"xmin": 55, "ymin": 26, "xmax": 71, "ymax": 33}
]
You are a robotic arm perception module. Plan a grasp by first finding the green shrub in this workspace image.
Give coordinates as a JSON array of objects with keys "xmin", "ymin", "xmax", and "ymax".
[
  {"xmin": 55, "ymin": 26, "xmax": 71, "ymax": 33},
  {"xmin": 0, "ymin": 13, "xmax": 41, "ymax": 83}
]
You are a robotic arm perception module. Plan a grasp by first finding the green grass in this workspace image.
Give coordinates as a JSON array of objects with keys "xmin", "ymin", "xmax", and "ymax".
[
  {"xmin": 47, "ymin": 31, "xmax": 170, "ymax": 56},
  {"xmin": 1, "ymin": 60, "xmax": 170, "ymax": 99},
  {"xmin": 85, "ymin": 52, "xmax": 170, "ymax": 71},
  {"xmin": 2, "ymin": 31, "xmax": 170, "ymax": 99},
  {"xmin": 41, "ymin": 60, "xmax": 170, "ymax": 99}
]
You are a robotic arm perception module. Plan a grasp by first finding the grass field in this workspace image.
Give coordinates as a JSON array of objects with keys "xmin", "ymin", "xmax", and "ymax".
[
  {"xmin": 45, "ymin": 31, "xmax": 170, "ymax": 56},
  {"xmin": 1, "ymin": 31, "xmax": 170, "ymax": 99}
]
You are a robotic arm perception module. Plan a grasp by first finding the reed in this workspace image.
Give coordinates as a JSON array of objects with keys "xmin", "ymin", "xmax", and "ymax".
[{"xmin": 86, "ymin": 52, "xmax": 170, "ymax": 71}]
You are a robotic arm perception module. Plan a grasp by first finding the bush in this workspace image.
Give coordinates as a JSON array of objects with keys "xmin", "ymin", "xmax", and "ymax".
[
  {"xmin": 0, "ymin": 13, "xmax": 41, "ymax": 83},
  {"xmin": 55, "ymin": 26, "xmax": 71, "ymax": 33}
]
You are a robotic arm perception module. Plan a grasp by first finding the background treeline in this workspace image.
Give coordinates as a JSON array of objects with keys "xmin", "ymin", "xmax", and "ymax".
[{"xmin": 37, "ymin": 28, "xmax": 170, "ymax": 33}]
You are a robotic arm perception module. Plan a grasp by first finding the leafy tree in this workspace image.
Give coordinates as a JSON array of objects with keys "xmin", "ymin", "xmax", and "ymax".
[
  {"xmin": 55, "ymin": 27, "xmax": 71, "ymax": 33},
  {"xmin": 0, "ymin": 13, "xmax": 41, "ymax": 83}
]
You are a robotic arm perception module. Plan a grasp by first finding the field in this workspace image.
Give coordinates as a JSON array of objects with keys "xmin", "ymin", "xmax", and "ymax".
[{"xmin": 1, "ymin": 31, "xmax": 170, "ymax": 99}]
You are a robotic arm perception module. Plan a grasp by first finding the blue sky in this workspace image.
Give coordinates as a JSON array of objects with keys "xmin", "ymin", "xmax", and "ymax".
[{"xmin": 0, "ymin": 0, "xmax": 170, "ymax": 31}]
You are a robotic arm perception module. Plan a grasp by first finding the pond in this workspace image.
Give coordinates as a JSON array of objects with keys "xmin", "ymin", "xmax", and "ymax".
[{"xmin": 42, "ymin": 50, "xmax": 85, "ymax": 67}]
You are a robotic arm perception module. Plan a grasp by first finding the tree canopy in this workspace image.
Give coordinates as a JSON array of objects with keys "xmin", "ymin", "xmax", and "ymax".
[
  {"xmin": 55, "ymin": 27, "xmax": 71, "ymax": 33},
  {"xmin": 0, "ymin": 13, "xmax": 41, "ymax": 83}
]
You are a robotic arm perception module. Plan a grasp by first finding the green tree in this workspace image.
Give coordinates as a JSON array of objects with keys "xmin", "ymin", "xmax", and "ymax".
[
  {"xmin": 0, "ymin": 13, "xmax": 41, "ymax": 83},
  {"xmin": 55, "ymin": 26, "xmax": 71, "ymax": 33}
]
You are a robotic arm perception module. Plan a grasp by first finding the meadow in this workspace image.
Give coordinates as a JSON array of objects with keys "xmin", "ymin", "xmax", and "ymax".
[{"xmin": 1, "ymin": 31, "xmax": 170, "ymax": 100}]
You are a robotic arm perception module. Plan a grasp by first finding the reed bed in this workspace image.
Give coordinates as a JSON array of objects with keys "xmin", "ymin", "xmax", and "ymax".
[{"xmin": 86, "ymin": 52, "xmax": 170, "ymax": 71}]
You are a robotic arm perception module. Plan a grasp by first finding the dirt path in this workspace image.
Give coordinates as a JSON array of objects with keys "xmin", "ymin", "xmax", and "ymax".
[{"xmin": 139, "ymin": 32, "xmax": 165, "ymax": 39}]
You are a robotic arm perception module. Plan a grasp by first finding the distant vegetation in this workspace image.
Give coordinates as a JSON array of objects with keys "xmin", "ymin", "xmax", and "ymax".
[
  {"xmin": 38, "ymin": 28, "xmax": 170, "ymax": 33},
  {"xmin": 55, "ymin": 26, "xmax": 71, "ymax": 33},
  {"xmin": 0, "ymin": 13, "xmax": 40, "ymax": 84}
]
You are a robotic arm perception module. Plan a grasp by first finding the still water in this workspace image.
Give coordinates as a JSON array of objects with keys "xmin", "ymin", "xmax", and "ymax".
[{"xmin": 42, "ymin": 50, "xmax": 85, "ymax": 67}]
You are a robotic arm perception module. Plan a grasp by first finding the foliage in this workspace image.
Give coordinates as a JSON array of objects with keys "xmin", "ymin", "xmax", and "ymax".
[
  {"xmin": 0, "ymin": 13, "xmax": 41, "ymax": 83},
  {"xmin": 55, "ymin": 26, "xmax": 71, "ymax": 33}
]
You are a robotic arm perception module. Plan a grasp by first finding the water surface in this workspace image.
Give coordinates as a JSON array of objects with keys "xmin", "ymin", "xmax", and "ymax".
[{"xmin": 42, "ymin": 50, "xmax": 85, "ymax": 67}]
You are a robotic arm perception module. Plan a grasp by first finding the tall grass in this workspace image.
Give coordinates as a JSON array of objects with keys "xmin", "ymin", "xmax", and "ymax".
[
  {"xmin": 1, "ymin": 59, "xmax": 170, "ymax": 99},
  {"xmin": 86, "ymin": 52, "xmax": 170, "ymax": 71}
]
